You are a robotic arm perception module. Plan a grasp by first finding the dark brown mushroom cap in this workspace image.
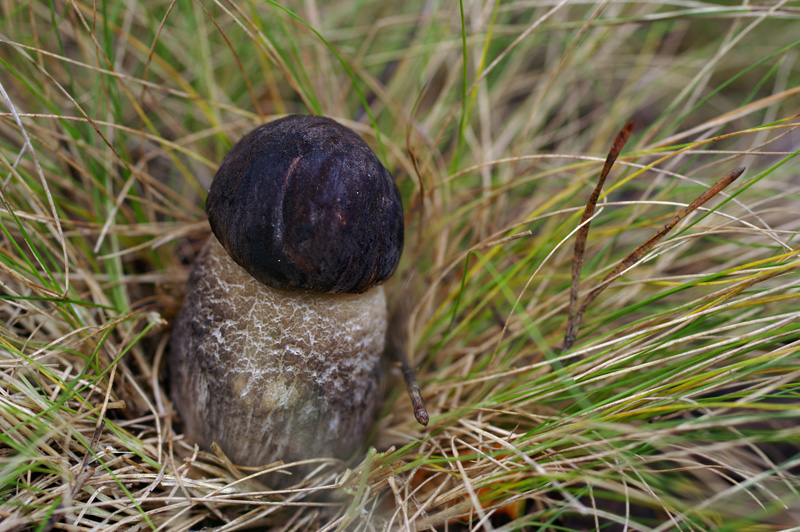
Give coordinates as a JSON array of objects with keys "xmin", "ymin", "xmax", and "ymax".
[{"xmin": 206, "ymin": 115, "xmax": 404, "ymax": 294}]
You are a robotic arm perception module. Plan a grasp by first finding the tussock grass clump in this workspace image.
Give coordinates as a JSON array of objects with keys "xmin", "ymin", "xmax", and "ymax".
[{"xmin": 1, "ymin": 1, "xmax": 799, "ymax": 530}]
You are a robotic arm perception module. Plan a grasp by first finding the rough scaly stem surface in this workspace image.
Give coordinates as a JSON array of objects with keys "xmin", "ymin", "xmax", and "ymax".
[{"xmin": 170, "ymin": 237, "xmax": 386, "ymax": 470}]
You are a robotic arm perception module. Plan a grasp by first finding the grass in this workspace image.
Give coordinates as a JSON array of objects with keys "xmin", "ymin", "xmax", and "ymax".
[{"xmin": 1, "ymin": 0, "xmax": 800, "ymax": 530}]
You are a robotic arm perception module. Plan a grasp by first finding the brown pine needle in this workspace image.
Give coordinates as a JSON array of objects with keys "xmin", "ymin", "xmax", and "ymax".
[
  {"xmin": 563, "ymin": 121, "xmax": 634, "ymax": 352},
  {"xmin": 402, "ymin": 358, "xmax": 429, "ymax": 426},
  {"xmin": 388, "ymin": 297, "xmax": 429, "ymax": 426},
  {"xmin": 563, "ymin": 165, "xmax": 746, "ymax": 352}
]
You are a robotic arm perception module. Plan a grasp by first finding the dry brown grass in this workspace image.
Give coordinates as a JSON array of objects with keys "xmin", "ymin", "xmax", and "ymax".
[{"xmin": 1, "ymin": 1, "xmax": 800, "ymax": 530}]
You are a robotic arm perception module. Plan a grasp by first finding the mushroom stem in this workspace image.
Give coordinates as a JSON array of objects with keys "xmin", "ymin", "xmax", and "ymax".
[{"xmin": 170, "ymin": 236, "xmax": 386, "ymax": 470}]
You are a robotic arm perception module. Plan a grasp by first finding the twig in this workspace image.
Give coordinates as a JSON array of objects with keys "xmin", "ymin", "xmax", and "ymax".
[
  {"xmin": 401, "ymin": 358, "xmax": 429, "ymax": 426},
  {"xmin": 563, "ymin": 121, "xmax": 634, "ymax": 352},
  {"xmin": 563, "ymin": 165, "xmax": 746, "ymax": 352},
  {"xmin": 388, "ymin": 296, "xmax": 429, "ymax": 426}
]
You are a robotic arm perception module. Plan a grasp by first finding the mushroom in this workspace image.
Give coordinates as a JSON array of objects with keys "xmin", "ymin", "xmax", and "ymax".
[{"xmin": 170, "ymin": 115, "xmax": 404, "ymax": 477}]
